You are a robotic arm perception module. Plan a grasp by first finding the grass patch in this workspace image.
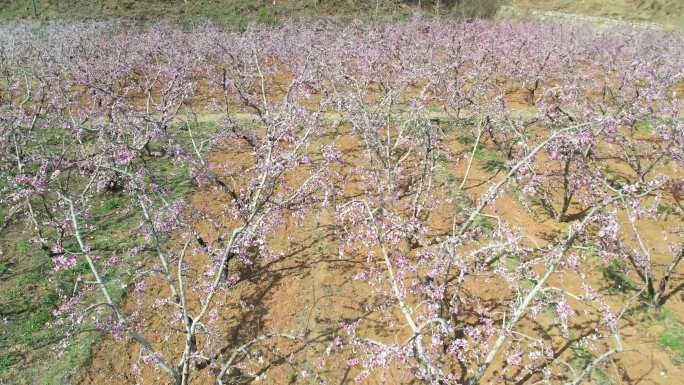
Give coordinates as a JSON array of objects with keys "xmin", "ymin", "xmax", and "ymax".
[
  {"xmin": 0, "ymin": 354, "xmax": 20, "ymax": 376},
  {"xmin": 600, "ymin": 259, "xmax": 637, "ymax": 294},
  {"xmin": 472, "ymin": 213, "xmax": 495, "ymax": 232},
  {"xmin": 0, "ymin": 0, "xmax": 506, "ymax": 26},
  {"xmin": 41, "ymin": 330, "xmax": 100, "ymax": 385},
  {"xmin": 0, "ymin": 126, "xmax": 199, "ymax": 384},
  {"xmin": 568, "ymin": 345, "xmax": 613, "ymax": 384},
  {"xmin": 657, "ymin": 309, "xmax": 684, "ymax": 364},
  {"xmin": 456, "ymin": 131, "xmax": 507, "ymax": 173},
  {"xmin": 0, "ymin": 261, "xmax": 9, "ymax": 277},
  {"xmin": 659, "ymin": 330, "xmax": 684, "ymax": 364},
  {"xmin": 475, "ymin": 146, "xmax": 507, "ymax": 173},
  {"xmin": 656, "ymin": 202, "xmax": 680, "ymax": 218}
]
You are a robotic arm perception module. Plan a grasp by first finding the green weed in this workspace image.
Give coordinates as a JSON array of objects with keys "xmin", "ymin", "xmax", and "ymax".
[
  {"xmin": 0, "ymin": 354, "xmax": 19, "ymax": 376},
  {"xmin": 600, "ymin": 260, "xmax": 637, "ymax": 294},
  {"xmin": 476, "ymin": 147, "xmax": 507, "ymax": 173},
  {"xmin": 569, "ymin": 345, "xmax": 613, "ymax": 384},
  {"xmin": 657, "ymin": 309, "xmax": 684, "ymax": 364}
]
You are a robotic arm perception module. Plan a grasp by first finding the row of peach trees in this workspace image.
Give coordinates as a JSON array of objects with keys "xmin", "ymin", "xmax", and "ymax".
[{"xmin": 1, "ymin": 18, "xmax": 683, "ymax": 384}]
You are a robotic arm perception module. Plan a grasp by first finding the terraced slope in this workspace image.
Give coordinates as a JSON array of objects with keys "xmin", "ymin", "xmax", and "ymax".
[{"xmin": 513, "ymin": 0, "xmax": 684, "ymax": 26}]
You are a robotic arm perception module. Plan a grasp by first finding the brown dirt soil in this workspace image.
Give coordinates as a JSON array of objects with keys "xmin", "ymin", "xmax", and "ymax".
[
  {"xmin": 75, "ymin": 74, "xmax": 684, "ymax": 385},
  {"xmin": 77, "ymin": 131, "xmax": 684, "ymax": 385}
]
